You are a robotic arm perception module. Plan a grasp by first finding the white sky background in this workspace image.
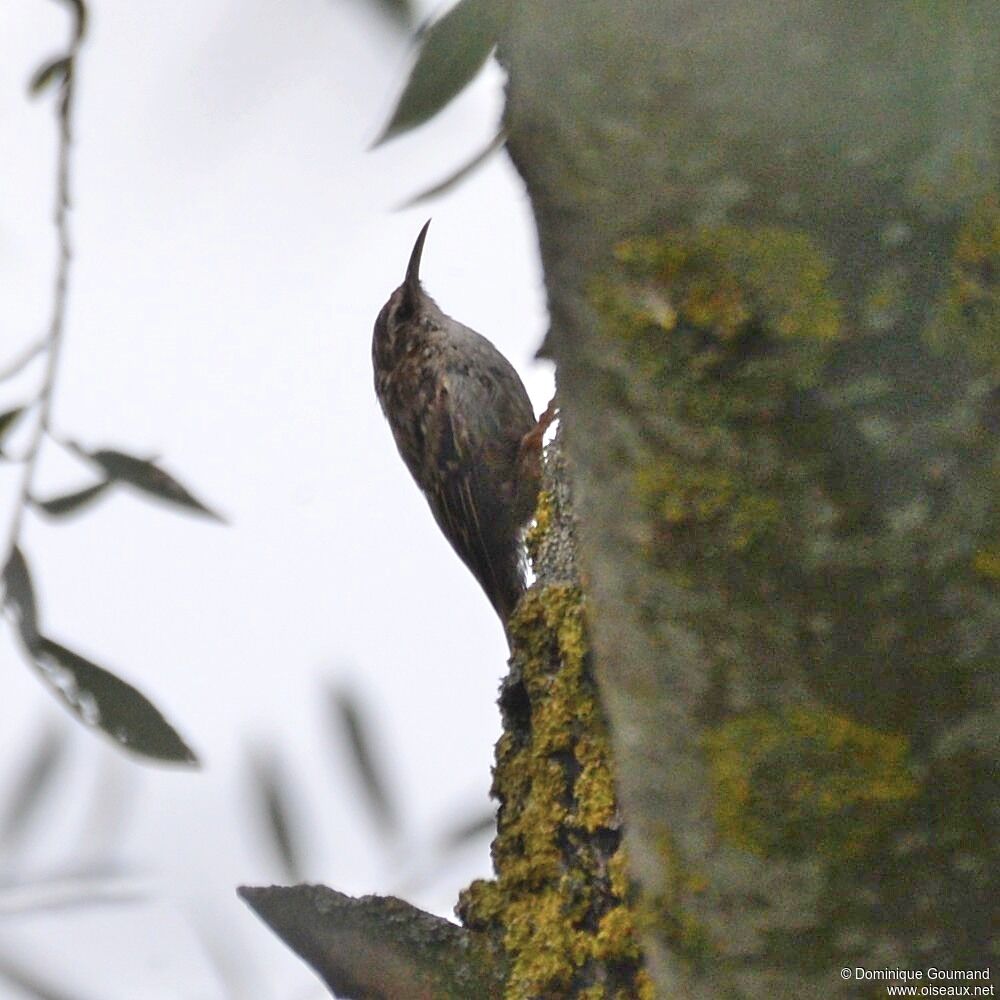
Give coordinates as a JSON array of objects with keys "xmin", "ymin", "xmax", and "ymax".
[{"xmin": 0, "ymin": 1, "xmax": 552, "ymax": 996}]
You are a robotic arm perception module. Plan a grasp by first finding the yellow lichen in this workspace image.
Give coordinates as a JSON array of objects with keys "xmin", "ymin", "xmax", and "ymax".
[
  {"xmin": 504, "ymin": 890, "xmax": 585, "ymax": 995},
  {"xmin": 635, "ymin": 459, "xmax": 782, "ymax": 555},
  {"xmin": 972, "ymin": 545, "xmax": 1000, "ymax": 580},
  {"xmin": 704, "ymin": 707, "xmax": 919, "ymax": 860},
  {"xmin": 590, "ymin": 226, "xmax": 845, "ymax": 574},
  {"xmin": 634, "ymin": 970, "xmax": 656, "ymax": 1000},
  {"xmin": 609, "ymin": 225, "xmax": 842, "ymax": 346},
  {"xmin": 460, "ymin": 584, "xmax": 647, "ymax": 997},
  {"xmin": 573, "ymin": 734, "xmax": 617, "ymax": 832},
  {"xmin": 607, "ymin": 848, "xmax": 632, "ymax": 900},
  {"xmin": 593, "ymin": 905, "xmax": 642, "ymax": 961},
  {"xmin": 924, "ymin": 192, "xmax": 1000, "ymax": 373},
  {"xmin": 460, "ymin": 878, "xmax": 504, "ymax": 925},
  {"xmin": 525, "ymin": 488, "xmax": 554, "ymax": 568}
]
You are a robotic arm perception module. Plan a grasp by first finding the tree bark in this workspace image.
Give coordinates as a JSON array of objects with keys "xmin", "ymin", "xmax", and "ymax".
[
  {"xmin": 499, "ymin": 1, "xmax": 997, "ymax": 996},
  {"xmin": 459, "ymin": 427, "xmax": 651, "ymax": 997}
]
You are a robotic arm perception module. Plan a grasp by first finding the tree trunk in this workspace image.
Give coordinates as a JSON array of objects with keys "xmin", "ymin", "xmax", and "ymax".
[{"xmin": 499, "ymin": 1, "xmax": 997, "ymax": 996}]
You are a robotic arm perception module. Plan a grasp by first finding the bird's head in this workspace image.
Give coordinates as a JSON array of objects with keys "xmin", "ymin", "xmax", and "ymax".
[{"xmin": 372, "ymin": 219, "xmax": 433, "ymax": 365}]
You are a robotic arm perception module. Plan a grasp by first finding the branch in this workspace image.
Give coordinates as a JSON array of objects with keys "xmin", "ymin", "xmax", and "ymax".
[
  {"xmin": 238, "ymin": 885, "xmax": 505, "ymax": 999},
  {"xmin": 3, "ymin": 0, "xmax": 88, "ymax": 561}
]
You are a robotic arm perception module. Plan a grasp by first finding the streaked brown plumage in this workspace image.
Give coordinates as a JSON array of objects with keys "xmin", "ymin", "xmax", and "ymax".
[{"xmin": 372, "ymin": 221, "xmax": 542, "ymax": 622}]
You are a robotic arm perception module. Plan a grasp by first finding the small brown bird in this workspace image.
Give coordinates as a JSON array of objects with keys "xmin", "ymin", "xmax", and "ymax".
[{"xmin": 373, "ymin": 221, "xmax": 549, "ymax": 622}]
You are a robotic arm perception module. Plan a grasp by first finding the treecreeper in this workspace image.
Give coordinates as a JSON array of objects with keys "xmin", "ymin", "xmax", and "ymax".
[{"xmin": 372, "ymin": 220, "xmax": 553, "ymax": 623}]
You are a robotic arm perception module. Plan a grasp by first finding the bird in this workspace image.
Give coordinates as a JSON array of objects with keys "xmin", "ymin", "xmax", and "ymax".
[{"xmin": 372, "ymin": 220, "xmax": 552, "ymax": 623}]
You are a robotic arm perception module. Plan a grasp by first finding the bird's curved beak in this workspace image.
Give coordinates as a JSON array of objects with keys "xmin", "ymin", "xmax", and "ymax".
[{"xmin": 404, "ymin": 219, "xmax": 431, "ymax": 299}]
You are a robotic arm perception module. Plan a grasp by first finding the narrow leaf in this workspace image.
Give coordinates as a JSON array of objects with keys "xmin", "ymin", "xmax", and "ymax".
[
  {"xmin": 250, "ymin": 748, "xmax": 304, "ymax": 882},
  {"xmin": 30, "ymin": 638, "xmax": 198, "ymax": 765},
  {"xmin": 88, "ymin": 449, "xmax": 225, "ymax": 522},
  {"xmin": 31, "ymin": 480, "xmax": 113, "ymax": 517},
  {"xmin": 397, "ymin": 129, "xmax": 506, "ymax": 208},
  {"xmin": 373, "ymin": 0, "xmax": 509, "ymax": 146},
  {"xmin": 438, "ymin": 809, "xmax": 495, "ymax": 851},
  {"xmin": 0, "ymin": 722, "xmax": 67, "ymax": 852},
  {"xmin": 329, "ymin": 687, "xmax": 400, "ymax": 837},
  {"xmin": 0, "ymin": 407, "xmax": 25, "ymax": 444},
  {"xmin": 0, "ymin": 869, "xmax": 148, "ymax": 917},
  {"xmin": 28, "ymin": 57, "xmax": 70, "ymax": 96},
  {"xmin": 366, "ymin": 0, "xmax": 414, "ymax": 29},
  {"xmin": 2, "ymin": 546, "xmax": 41, "ymax": 650}
]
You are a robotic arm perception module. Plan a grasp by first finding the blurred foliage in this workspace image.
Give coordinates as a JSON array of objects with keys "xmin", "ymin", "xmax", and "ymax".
[
  {"xmin": 247, "ymin": 685, "xmax": 495, "ymax": 883},
  {"xmin": 250, "ymin": 747, "xmax": 305, "ymax": 884},
  {"xmin": 374, "ymin": 0, "xmax": 509, "ymax": 145},
  {"xmin": 0, "ymin": 721, "xmax": 67, "ymax": 852},
  {"xmin": 0, "ymin": 950, "xmax": 96, "ymax": 1000},
  {"xmin": 397, "ymin": 128, "xmax": 505, "ymax": 208},
  {"xmin": 2, "ymin": 548, "xmax": 199, "ymax": 764},
  {"xmin": 360, "ymin": 0, "xmax": 415, "ymax": 31},
  {"xmin": 0, "ymin": 407, "xmax": 27, "ymax": 452},
  {"xmin": 2, "ymin": 0, "xmax": 503, "ymax": 995},
  {"xmin": 27, "ymin": 55, "xmax": 70, "ymax": 96},
  {"xmin": 2, "ymin": 0, "xmax": 220, "ymax": 763},
  {"xmin": 0, "ymin": 712, "xmax": 140, "ymax": 999},
  {"xmin": 327, "ymin": 685, "xmax": 401, "ymax": 839}
]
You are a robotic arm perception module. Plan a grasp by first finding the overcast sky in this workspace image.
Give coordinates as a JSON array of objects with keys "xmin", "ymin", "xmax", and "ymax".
[{"xmin": 0, "ymin": 2, "xmax": 553, "ymax": 996}]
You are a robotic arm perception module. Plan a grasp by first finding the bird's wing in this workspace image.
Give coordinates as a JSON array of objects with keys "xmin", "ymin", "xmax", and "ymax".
[{"xmin": 420, "ymin": 374, "xmax": 527, "ymax": 621}]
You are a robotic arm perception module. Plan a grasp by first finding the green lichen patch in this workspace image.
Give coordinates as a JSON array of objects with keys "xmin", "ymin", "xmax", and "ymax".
[
  {"xmin": 972, "ymin": 544, "xmax": 1000, "ymax": 581},
  {"xmin": 605, "ymin": 225, "xmax": 842, "ymax": 384},
  {"xmin": 595, "ymin": 226, "xmax": 843, "ymax": 396},
  {"xmin": 459, "ymin": 585, "xmax": 647, "ymax": 997},
  {"xmin": 589, "ymin": 226, "xmax": 845, "ymax": 575},
  {"xmin": 924, "ymin": 192, "xmax": 1000, "ymax": 374},
  {"xmin": 635, "ymin": 458, "xmax": 783, "ymax": 555},
  {"xmin": 704, "ymin": 708, "xmax": 919, "ymax": 860}
]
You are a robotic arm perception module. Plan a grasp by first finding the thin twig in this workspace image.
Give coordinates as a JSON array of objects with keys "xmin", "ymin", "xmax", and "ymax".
[{"xmin": 3, "ymin": 2, "xmax": 87, "ymax": 563}]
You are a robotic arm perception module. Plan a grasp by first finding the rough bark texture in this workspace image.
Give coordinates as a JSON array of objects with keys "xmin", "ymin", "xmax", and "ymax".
[
  {"xmin": 239, "ymin": 885, "xmax": 506, "ymax": 998},
  {"xmin": 459, "ymin": 428, "xmax": 652, "ymax": 998},
  {"xmin": 499, "ymin": 1, "xmax": 998, "ymax": 997}
]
